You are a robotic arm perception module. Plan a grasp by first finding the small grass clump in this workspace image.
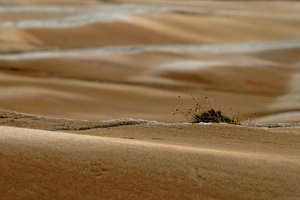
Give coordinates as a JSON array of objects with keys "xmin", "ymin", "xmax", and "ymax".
[
  {"xmin": 172, "ymin": 90, "xmax": 240, "ymax": 125},
  {"xmin": 194, "ymin": 108, "xmax": 239, "ymax": 124}
]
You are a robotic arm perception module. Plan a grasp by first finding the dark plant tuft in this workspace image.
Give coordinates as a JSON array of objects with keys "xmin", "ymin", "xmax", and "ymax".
[
  {"xmin": 193, "ymin": 109, "xmax": 239, "ymax": 124},
  {"xmin": 173, "ymin": 90, "xmax": 240, "ymax": 125}
]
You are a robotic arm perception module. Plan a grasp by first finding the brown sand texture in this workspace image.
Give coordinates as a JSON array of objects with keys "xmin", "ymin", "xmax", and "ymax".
[
  {"xmin": 0, "ymin": 110, "xmax": 300, "ymax": 199},
  {"xmin": 0, "ymin": 0, "xmax": 300, "ymax": 199}
]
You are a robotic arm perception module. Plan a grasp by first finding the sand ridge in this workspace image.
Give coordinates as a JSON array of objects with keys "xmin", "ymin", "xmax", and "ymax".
[
  {"xmin": 0, "ymin": 0, "xmax": 299, "ymax": 122},
  {"xmin": 0, "ymin": 120, "xmax": 299, "ymax": 199}
]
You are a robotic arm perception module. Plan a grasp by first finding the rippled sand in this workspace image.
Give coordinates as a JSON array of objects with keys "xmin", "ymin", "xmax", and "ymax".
[{"xmin": 1, "ymin": 1, "xmax": 299, "ymax": 122}]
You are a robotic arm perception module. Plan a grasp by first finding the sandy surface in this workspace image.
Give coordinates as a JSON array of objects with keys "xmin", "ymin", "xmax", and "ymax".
[
  {"xmin": 0, "ymin": 1, "xmax": 300, "ymax": 199},
  {"xmin": 0, "ymin": 109, "xmax": 300, "ymax": 199},
  {"xmin": 0, "ymin": 109, "xmax": 299, "ymax": 199}
]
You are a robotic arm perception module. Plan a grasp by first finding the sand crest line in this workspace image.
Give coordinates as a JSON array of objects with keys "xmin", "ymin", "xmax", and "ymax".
[
  {"xmin": 1, "ymin": 4, "xmax": 298, "ymax": 29},
  {"xmin": 1, "ymin": 109, "xmax": 299, "ymax": 132},
  {"xmin": 0, "ymin": 4, "xmax": 178, "ymax": 29},
  {"xmin": 1, "ymin": 40, "xmax": 300, "ymax": 60}
]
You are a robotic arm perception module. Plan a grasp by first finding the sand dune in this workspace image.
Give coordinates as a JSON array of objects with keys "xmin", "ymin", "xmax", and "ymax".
[
  {"xmin": 0, "ymin": 41, "xmax": 297, "ymax": 121},
  {"xmin": 0, "ymin": 0, "xmax": 299, "ymax": 122},
  {"xmin": 3, "ymin": 12, "xmax": 300, "ymax": 51},
  {"xmin": 0, "ymin": 109, "xmax": 298, "ymax": 199},
  {"xmin": 1, "ymin": 123, "xmax": 299, "ymax": 200},
  {"xmin": 0, "ymin": 58, "xmax": 286, "ymax": 122},
  {"xmin": 1, "ymin": 1, "xmax": 300, "ymax": 199},
  {"xmin": 19, "ymin": 12, "xmax": 300, "ymax": 49},
  {"xmin": 1, "ymin": 2, "xmax": 300, "ymax": 52}
]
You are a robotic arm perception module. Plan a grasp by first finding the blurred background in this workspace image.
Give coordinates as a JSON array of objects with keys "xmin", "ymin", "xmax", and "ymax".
[{"xmin": 0, "ymin": 0, "xmax": 299, "ymax": 123}]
